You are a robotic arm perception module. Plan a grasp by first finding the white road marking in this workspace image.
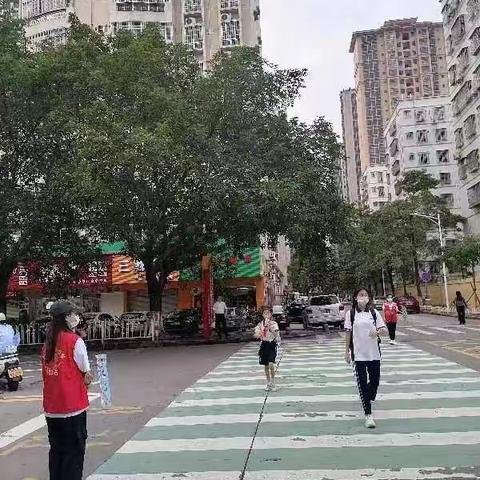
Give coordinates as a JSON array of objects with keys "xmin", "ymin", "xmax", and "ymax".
[
  {"xmin": 186, "ymin": 376, "xmax": 480, "ymax": 393},
  {"xmin": 197, "ymin": 368, "xmax": 475, "ymax": 384},
  {"xmin": 204, "ymin": 367, "xmax": 471, "ymax": 378},
  {"xmin": 431, "ymin": 327, "xmax": 466, "ymax": 334},
  {"xmin": 147, "ymin": 406, "xmax": 480, "ymax": 427},
  {"xmin": 117, "ymin": 430, "xmax": 480, "ymax": 453},
  {"xmin": 244, "ymin": 469, "xmax": 479, "ymax": 480},
  {"xmin": 171, "ymin": 389, "xmax": 480, "ymax": 408},
  {"xmin": 88, "ymin": 473, "xmax": 241, "ymax": 480},
  {"xmin": 404, "ymin": 327, "xmax": 436, "ymax": 336},
  {"xmin": 215, "ymin": 361, "xmax": 455, "ymax": 372},
  {"xmin": 0, "ymin": 393, "xmax": 100, "ymax": 450}
]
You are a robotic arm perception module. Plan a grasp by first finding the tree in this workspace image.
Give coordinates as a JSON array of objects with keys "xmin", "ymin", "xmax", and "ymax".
[
  {"xmin": 447, "ymin": 236, "xmax": 480, "ymax": 307},
  {"xmin": 51, "ymin": 25, "xmax": 343, "ymax": 311},
  {"xmin": 0, "ymin": 9, "xmax": 97, "ymax": 314}
]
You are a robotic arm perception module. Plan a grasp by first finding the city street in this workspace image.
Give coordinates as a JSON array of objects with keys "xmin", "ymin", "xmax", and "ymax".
[{"xmin": 1, "ymin": 314, "xmax": 480, "ymax": 479}]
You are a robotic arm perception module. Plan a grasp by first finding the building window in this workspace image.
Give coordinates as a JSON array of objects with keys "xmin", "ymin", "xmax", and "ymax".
[
  {"xmin": 458, "ymin": 47, "xmax": 470, "ymax": 75},
  {"xmin": 465, "ymin": 114, "xmax": 477, "ymax": 139},
  {"xmin": 415, "ymin": 109, "xmax": 426, "ymax": 123},
  {"xmin": 467, "ymin": 180, "xmax": 480, "ymax": 208},
  {"xmin": 377, "ymin": 172, "xmax": 384, "ymax": 182},
  {"xmin": 403, "ymin": 109, "xmax": 412, "ymax": 118},
  {"xmin": 419, "ymin": 152, "xmax": 430, "ymax": 165},
  {"xmin": 116, "ymin": 1, "xmax": 166, "ymax": 12},
  {"xmin": 434, "ymin": 106, "xmax": 446, "ymax": 122},
  {"xmin": 409, "ymin": 153, "xmax": 416, "ymax": 162},
  {"xmin": 452, "ymin": 15, "xmax": 466, "ymax": 46},
  {"xmin": 436, "ymin": 128, "xmax": 448, "ymax": 142},
  {"xmin": 406, "ymin": 131, "xmax": 414, "ymax": 141},
  {"xmin": 455, "ymin": 128, "xmax": 464, "ymax": 149},
  {"xmin": 184, "ymin": 18, "xmax": 203, "ymax": 50},
  {"xmin": 440, "ymin": 193, "xmax": 454, "ymax": 207},
  {"xmin": 220, "ymin": 0, "xmax": 239, "ymax": 8},
  {"xmin": 437, "ymin": 150, "xmax": 450, "ymax": 163},
  {"xmin": 439, "ymin": 172, "xmax": 452, "ymax": 185},
  {"xmin": 221, "ymin": 13, "xmax": 241, "ymax": 47},
  {"xmin": 378, "ymin": 186, "xmax": 385, "ymax": 197},
  {"xmin": 417, "ymin": 129, "xmax": 429, "ymax": 144},
  {"xmin": 184, "ymin": 0, "xmax": 202, "ymax": 13}
]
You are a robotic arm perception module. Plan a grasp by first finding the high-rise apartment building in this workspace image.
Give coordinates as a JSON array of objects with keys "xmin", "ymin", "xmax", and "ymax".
[
  {"xmin": 441, "ymin": 0, "xmax": 480, "ymax": 234},
  {"xmin": 350, "ymin": 18, "xmax": 449, "ymax": 207},
  {"xmin": 385, "ymin": 97, "xmax": 460, "ymax": 211},
  {"xmin": 21, "ymin": 0, "xmax": 261, "ymax": 65},
  {"xmin": 340, "ymin": 88, "xmax": 361, "ymax": 204}
]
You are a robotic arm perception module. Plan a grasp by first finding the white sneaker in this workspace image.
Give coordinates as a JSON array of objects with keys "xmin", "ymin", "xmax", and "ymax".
[
  {"xmin": 365, "ymin": 415, "xmax": 376, "ymax": 429},
  {"xmin": 389, "ymin": 340, "xmax": 397, "ymax": 345},
  {"xmin": 270, "ymin": 384, "xmax": 277, "ymax": 392},
  {"xmin": 265, "ymin": 384, "xmax": 272, "ymax": 391}
]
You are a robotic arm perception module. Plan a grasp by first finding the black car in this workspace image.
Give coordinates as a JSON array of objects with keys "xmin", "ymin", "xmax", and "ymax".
[
  {"xmin": 286, "ymin": 300, "xmax": 306, "ymax": 323},
  {"xmin": 163, "ymin": 309, "xmax": 201, "ymax": 335}
]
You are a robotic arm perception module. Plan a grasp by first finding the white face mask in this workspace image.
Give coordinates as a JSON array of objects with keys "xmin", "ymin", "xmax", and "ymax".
[
  {"xmin": 66, "ymin": 313, "xmax": 81, "ymax": 330},
  {"xmin": 387, "ymin": 298, "xmax": 393, "ymax": 303},
  {"xmin": 357, "ymin": 297, "xmax": 369, "ymax": 309}
]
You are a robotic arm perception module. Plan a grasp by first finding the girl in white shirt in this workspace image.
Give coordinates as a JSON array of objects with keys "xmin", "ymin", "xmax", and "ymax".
[
  {"xmin": 344, "ymin": 288, "xmax": 387, "ymax": 429},
  {"xmin": 254, "ymin": 306, "xmax": 281, "ymax": 392}
]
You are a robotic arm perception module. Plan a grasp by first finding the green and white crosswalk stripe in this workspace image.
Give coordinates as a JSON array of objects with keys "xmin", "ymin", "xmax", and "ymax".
[{"xmin": 88, "ymin": 340, "xmax": 480, "ymax": 480}]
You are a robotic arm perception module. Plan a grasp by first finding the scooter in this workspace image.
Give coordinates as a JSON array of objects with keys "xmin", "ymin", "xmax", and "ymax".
[
  {"xmin": 0, "ymin": 324, "xmax": 22, "ymax": 392},
  {"xmin": 0, "ymin": 346, "xmax": 23, "ymax": 391}
]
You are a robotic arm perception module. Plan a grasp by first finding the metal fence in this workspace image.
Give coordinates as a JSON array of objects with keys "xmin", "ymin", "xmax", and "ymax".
[{"xmin": 15, "ymin": 317, "xmax": 159, "ymax": 346}]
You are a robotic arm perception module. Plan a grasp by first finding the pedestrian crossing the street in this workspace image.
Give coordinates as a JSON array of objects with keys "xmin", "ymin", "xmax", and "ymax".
[{"xmin": 88, "ymin": 339, "xmax": 480, "ymax": 480}]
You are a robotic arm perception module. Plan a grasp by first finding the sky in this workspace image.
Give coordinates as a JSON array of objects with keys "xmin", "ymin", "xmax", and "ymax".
[{"xmin": 260, "ymin": 0, "xmax": 443, "ymax": 136}]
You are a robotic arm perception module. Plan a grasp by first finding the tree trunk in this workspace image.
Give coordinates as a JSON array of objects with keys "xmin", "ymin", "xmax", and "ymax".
[
  {"xmin": 387, "ymin": 268, "xmax": 395, "ymax": 296},
  {"xmin": 0, "ymin": 262, "xmax": 15, "ymax": 315},
  {"xmin": 401, "ymin": 263, "xmax": 408, "ymax": 296},
  {"xmin": 143, "ymin": 258, "xmax": 168, "ymax": 313},
  {"xmin": 413, "ymin": 254, "xmax": 422, "ymax": 298},
  {"xmin": 472, "ymin": 262, "xmax": 478, "ymax": 309}
]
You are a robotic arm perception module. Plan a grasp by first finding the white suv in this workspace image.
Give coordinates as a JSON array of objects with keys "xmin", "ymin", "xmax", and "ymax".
[{"xmin": 303, "ymin": 295, "xmax": 344, "ymax": 330}]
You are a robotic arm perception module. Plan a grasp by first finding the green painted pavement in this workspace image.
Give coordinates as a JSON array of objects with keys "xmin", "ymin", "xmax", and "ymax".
[{"xmin": 88, "ymin": 339, "xmax": 480, "ymax": 478}]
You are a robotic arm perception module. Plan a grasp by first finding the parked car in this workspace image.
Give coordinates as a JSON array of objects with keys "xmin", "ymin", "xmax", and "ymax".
[
  {"xmin": 163, "ymin": 309, "xmax": 200, "ymax": 335},
  {"xmin": 303, "ymin": 294, "xmax": 344, "ymax": 330},
  {"xmin": 286, "ymin": 300, "xmax": 306, "ymax": 324},
  {"xmin": 272, "ymin": 305, "xmax": 289, "ymax": 331},
  {"xmin": 373, "ymin": 297, "xmax": 386, "ymax": 311},
  {"xmin": 394, "ymin": 296, "xmax": 420, "ymax": 314},
  {"xmin": 225, "ymin": 307, "xmax": 250, "ymax": 332}
]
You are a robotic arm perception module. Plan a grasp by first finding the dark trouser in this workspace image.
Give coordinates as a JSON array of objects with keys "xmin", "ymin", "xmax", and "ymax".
[
  {"xmin": 386, "ymin": 322, "xmax": 397, "ymax": 340},
  {"xmin": 46, "ymin": 411, "xmax": 87, "ymax": 480},
  {"xmin": 457, "ymin": 306, "xmax": 466, "ymax": 325},
  {"xmin": 354, "ymin": 361, "xmax": 381, "ymax": 416},
  {"xmin": 215, "ymin": 314, "xmax": 228, "ymax": 339}
]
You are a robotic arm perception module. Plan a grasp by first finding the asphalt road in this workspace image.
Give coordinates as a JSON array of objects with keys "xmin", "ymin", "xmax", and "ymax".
[{"xmin": 1, "ymin": 313, "xmax": 480, "ymax": 480}]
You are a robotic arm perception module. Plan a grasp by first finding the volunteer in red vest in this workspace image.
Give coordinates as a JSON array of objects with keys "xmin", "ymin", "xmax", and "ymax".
[
  {"xmin": 42, "ymin": 300, "xmax": 93, "ymax": 480},
  {"xmin": 383, "ymin": 295, "xmax": 399, "ymax": 345}
]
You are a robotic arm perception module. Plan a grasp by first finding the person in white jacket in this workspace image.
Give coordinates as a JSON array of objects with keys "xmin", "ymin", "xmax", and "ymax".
[{"xmin": 254, "ymin": 306, "xmax": 281, "ymax": 392}]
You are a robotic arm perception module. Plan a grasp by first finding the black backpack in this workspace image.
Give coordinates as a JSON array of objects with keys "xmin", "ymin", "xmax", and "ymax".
[{"xmin": 349, "ymin": 308, "xmax": 380, "ymax": 361}]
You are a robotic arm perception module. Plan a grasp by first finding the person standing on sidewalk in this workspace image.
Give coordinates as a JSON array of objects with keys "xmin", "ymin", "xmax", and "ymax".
[
  {"xmin": 454, "ymin": 291, "xmax": 468, "ymax": 326},
  {"xmin": 42, "ymin": 300, "xmax": 93, "ymax": 480},
  {"xmin": 254, "ymin": 306, "xmax": 281, "ymax": 392},
  {"xmin": 383, "ymin": 295, "xmax": 399, "ymax": 345},
  {"xmin": 344, "ymin": 288, "xmax": 387, "ymax": 429},
  {"xmin": 213, "ymin": 296, "xmax": 229, "ymax": 340}
]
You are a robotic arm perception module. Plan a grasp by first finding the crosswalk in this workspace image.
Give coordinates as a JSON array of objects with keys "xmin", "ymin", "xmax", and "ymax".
[{"xmin": 88, "ymin": 339, "xmax": 480, "ymax": 480}]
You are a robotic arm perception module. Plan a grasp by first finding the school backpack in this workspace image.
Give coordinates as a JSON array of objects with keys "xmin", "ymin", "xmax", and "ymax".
[{"xmin": 349, "ymin": 308, "xmax": 380, "ymax": 361}]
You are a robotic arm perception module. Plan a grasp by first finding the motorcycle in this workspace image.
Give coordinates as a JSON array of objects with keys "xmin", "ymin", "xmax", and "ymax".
[{"xmin": 0, "ymin": 324, "xmax": 23, "ymax": 392}]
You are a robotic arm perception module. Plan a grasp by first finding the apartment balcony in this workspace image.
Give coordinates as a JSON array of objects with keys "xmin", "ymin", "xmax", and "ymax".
[
  {"xmin": 452, "ymin": 15, "xmax": 466, "ymax": 46},
  {"xmin": 391, "ymin": 159, "xmax": 401, "ymax": 176},
  {"xmin": 458, "ymin": 159, "xmax": 468, "ymax": 180},
  {"xmin": 467, "ymin": 0, "xmax": 480, "ymax": 23},
  {"xmin": 467, "ymin": 180, "xmax": 480, "ymax": 208},
  {"xmin": 394, "ymin": 181, "xmax": 402, "ymax": 196},
  {"xmin": 389, "ymin": 138, "xmax": 398, "ymax": 156},
  {"xmin": 467, "ymin": 149, "xmax": 480, "ymax": 173},
  {"xmin": 471, "ymin": 27, "xmax": 480, "ymax": 55},
  {"xmin": 452, "ymin": 81, "xmax": 475, "ymax": 116},
  {"xmin": 184, "ymin": 0, "xmax": 202, "ymax": 14}
]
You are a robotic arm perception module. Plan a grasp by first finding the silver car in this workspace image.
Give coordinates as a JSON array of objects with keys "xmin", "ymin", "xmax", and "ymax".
[{"xmin": 303, "ymin": 295, "xmax": 345, "ymax": 330}]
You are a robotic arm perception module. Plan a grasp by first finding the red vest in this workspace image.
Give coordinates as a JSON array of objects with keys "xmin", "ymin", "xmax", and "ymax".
[
  {"xmin": 42, "ymin": 330, "xmax": 89, "ymax": 415},
  {"xmin": 384, "ymin": 303, "xmax": 399, "ymax": 323}
]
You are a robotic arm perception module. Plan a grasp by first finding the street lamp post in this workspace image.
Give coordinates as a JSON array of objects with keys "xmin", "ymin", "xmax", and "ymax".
[{"xmin": 412, "ymin": 213, "xmax": 449, "ymax": 308}]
